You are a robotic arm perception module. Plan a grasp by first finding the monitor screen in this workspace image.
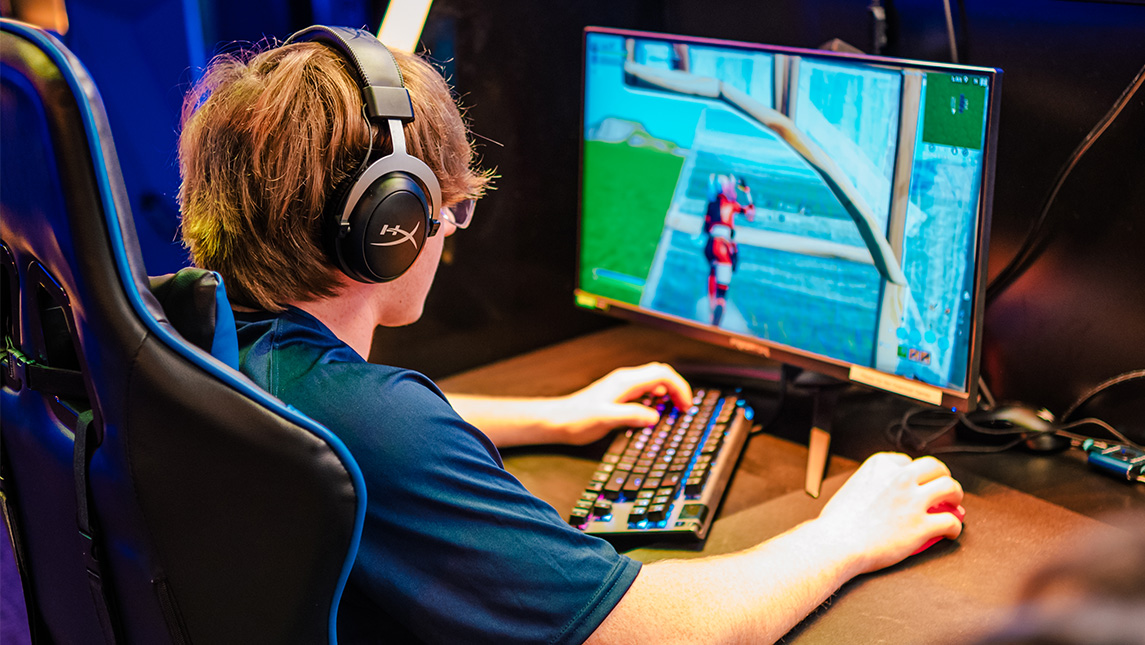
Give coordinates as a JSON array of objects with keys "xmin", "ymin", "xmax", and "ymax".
[{"xmin": 576, "ymin": 27, "xmax": 1002, "ymax": 411}]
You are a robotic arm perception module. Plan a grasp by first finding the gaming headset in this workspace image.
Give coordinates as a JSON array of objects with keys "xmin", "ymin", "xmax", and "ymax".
[{"xmin": 283, "ymin": 25, "xmax": 442, "ymax": 283}]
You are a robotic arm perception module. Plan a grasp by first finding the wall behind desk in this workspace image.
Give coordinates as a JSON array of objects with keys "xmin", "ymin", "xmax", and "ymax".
[{"xmin": 27, "ymin": 0, "xmax": 1138, "ymax": 420}]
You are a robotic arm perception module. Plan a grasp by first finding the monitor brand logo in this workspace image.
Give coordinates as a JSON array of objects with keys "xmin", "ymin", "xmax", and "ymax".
[
  {"xmin": 370, "ymin": 221, "xmax": 420, "ymax": 249},
  {"xmin": 729, "ymin": 337, "xmax": 770, "ymax": 357}
]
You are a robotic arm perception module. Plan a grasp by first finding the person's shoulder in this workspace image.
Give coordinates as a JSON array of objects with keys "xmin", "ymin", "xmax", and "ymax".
[
  {"xmin": 303, "ymin": 363, "xmax": 501, "ymax": 475},
  {"xmin": 235, "ymin": 308, "xmax": 445, "ymax": 405},
  {"xmin": 236, "ymin": 307, "xmax": 350, "ymax": 355},
  {"xmin": 231, "ymin": 307, "xmax": 494, "ymax": 458},
  {"xmin": 319, "ymin": 359, "xmax": 444, "ymax": 406},
  {"xmin": 235, "ymin": 308, "xmax": 357, "ymax": 390}
]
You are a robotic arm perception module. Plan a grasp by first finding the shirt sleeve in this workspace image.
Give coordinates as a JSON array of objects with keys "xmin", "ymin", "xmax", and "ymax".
[{"xmin": 290, "ymin": 363, "xmax": 641, "ymax": 644}]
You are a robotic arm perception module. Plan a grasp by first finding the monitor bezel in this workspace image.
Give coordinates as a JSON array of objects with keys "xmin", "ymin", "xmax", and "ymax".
[{"xmin": 576, "ymin": 26, "xmax": 1003, "ymax": 411}]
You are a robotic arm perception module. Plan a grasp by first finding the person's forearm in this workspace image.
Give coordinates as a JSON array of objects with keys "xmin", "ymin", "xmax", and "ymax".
[
  {"xmin": 587, "ymin": 518, "xmax": 864, "ymax": 644},
  {"xmin": 444, "ymin": 364, "xmax": 689, "ymax": 448},
  {"xmin": 445, "ymin": 393, "xmax": 569, "ymax": 447}
]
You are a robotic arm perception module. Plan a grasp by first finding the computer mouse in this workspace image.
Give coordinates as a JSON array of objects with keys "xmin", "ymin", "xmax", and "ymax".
[
  {"xmin": 985, "ymin": 404, "xmax": 1054, "ymax": 432},
  {"xmin": 1021, "ymin": 431, "xmax": 1071, "ymax": 453},
  {"xmin": 913, "ymin": 501, "xmax": 966, "ymax": 555},
  {"xmin": 964, "ymin": 404, "xmax": 1070, "ymax": 453},
  {"xmin": 989, "ymin": 404, "xmax": 1072, "ymax": 453}
]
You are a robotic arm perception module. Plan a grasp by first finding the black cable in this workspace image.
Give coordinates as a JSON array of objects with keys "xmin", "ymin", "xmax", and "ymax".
[
  {"xmin": 954, "ymin": 0, "xmax": 969, "ymax": 63},
  {"xmin": 886, "ymin": 405, "xmax": 1052, "ymax": 455},
  {"xmin": 886, "ymin": 403, "xmax": 1144, "ymax": 456},
  {"xmin": 1060, "ymin": 368, "xmax": 1145, "ymax": 422},
  {"xmin": 885, "ymin": 376, "xmax": 997, "ymax": 453},
  {"xmin": 885, "ymin": 406, "xmax": 961, "ymax": 453},
  {"xmin": 1055, "ymin": 418, "xmax": 1143, "ymax": 452},
  {"xmin": 987, "ymin": 62, "xmax": 1145, "ymax": 303}
]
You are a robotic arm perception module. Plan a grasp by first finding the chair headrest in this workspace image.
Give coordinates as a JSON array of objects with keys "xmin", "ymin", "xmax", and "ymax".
[{"xmin": 148, "ymin": 268, "xmax": 239, "ymax": 369}]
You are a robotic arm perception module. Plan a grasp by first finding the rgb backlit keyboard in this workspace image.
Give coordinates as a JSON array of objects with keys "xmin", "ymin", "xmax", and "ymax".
[{"xmin": 568, "ymin": 386, "xmax": 753, "ymax": 540}]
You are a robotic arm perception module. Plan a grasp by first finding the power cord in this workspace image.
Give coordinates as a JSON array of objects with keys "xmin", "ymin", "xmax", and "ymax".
[
  {"xmin": 1060, "ymin": 368, "xmax": 1145, "ymax": 423},
  {"xmin": 987, "ymin": 62, "xmax": 1145, "ymax": 304}
]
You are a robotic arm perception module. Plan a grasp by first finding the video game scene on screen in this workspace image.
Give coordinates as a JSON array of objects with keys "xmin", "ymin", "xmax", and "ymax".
[{"xmin": 579, "ymin": 33, "xmax": 991, "ymax": 394}]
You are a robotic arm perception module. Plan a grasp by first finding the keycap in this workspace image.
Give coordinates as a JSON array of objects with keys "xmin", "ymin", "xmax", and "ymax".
[
  {"xmin": 684, "ymin": 475, "xmax": 706, "ymax": 496},
  {"xmin": 622, "ymin": 476, "xmax": 645, "ymax": 495},
  {"xmin": 628, "ymin": 505, "xmax": 648, "ymax": 524},
  {"xmin": 569, "ymin": 508, "xmax": 590, "ymax": 526},
  {"xmin": 646, "ymin": 504, "xmax": 668, "ymax": 523},
  {"xmin": 603, "ymin": 472, "xmax": 628, "ymax": 499}
]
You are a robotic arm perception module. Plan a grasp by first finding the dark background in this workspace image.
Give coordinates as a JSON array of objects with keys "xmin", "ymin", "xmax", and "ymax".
[{"xmin": 12, "ymin": 0, "xmax": 1143, "ymax": 431}]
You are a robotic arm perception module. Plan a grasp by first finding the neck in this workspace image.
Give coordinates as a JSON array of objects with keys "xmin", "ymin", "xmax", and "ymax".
[{"xmin": 289, "ymin": 283, "xmax": 380, "ymax": 360}]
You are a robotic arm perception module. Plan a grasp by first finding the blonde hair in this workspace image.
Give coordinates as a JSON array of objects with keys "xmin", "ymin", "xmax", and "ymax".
[{"xmin": 178, "ymin": 40, "xmax": 491, "ymax": 311}]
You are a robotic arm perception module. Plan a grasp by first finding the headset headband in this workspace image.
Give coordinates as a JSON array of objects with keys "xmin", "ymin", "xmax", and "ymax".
[{"xmin": 284, "ymin": 25, "xmax": 414, "ymax": 123}]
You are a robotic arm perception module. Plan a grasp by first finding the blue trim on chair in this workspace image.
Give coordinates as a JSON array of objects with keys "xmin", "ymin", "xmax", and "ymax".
[
  {"xmin": 2, "ymin": 21, "xmax": 367, "ymax": 644},
  {"xmin": 207, "ymin": 272, "xmax": 239, "ymax": 367}
]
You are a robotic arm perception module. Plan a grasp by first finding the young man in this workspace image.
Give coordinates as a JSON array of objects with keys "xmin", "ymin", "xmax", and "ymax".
[{"xmin": 178, "ymin": 29, "xmax": 964, "ymax": 644}]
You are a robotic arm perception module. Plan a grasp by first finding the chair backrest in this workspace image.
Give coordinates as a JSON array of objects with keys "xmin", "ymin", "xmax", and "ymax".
[{"xmin": 1, "ymin": 19, "xmax": 366, "ymax": 644}]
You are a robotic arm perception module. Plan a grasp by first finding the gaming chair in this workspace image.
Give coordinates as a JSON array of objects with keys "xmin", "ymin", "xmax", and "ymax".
[{"xmin": 0, "ymin": 19, "xmax": 365, "ymax": 643}]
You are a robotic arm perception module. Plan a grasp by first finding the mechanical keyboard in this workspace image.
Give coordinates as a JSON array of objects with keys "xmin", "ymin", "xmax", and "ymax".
[{"xmin": 568, "ymin": 386, "xmax": 753, "ymax": 540}]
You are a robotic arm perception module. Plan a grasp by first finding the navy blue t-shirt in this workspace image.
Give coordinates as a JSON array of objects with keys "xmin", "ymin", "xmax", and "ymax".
[{"xmin": 235, "ymin": 307, "xmax": 639, "ymax": 644}]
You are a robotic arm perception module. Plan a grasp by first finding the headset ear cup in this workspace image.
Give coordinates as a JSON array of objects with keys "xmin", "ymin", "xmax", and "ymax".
[
  {"xmin": 332, "ymin": 137, "xmax": 442, "ymax": 283},
  {"xmin": 337, "ymin": 173, "xmax": 431, "ymax": 282}
]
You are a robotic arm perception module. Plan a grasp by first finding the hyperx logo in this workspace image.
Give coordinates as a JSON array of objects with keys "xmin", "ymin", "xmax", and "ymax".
[{"xmin": 370, "ymin": 221, "xmax": 420, "ymax": 249}]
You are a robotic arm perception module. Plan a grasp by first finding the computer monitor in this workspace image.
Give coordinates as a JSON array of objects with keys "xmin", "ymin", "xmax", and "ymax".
[{"xmin": 576, "ymin": 27, "xmax": 1002, "ymax": 411}]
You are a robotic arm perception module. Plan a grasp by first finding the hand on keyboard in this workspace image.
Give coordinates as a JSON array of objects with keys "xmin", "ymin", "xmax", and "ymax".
[{"xmin": 553, "ymin": 362, "xmax": 693, "ymax": 445}]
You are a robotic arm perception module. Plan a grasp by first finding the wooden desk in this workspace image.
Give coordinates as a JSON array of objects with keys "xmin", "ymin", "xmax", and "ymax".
[{"xmin": 439, "ymin": 324, "xmax": 1143, "ymax": 644}]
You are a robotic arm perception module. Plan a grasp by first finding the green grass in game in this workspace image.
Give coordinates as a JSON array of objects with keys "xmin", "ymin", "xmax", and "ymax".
[{"xmin": 580, "ymin": 140, "xmax": 685, "ymax": 305}]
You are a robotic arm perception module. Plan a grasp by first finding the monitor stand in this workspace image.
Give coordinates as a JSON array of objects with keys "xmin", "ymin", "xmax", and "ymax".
[{"xmin": 792, "ymin": 370, "xmax": 847, "ymax": 498}]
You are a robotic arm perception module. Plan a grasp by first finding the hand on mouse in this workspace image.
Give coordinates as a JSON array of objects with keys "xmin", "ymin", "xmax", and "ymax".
[
  {"xmin": 813, "ymin": 452, "xmax": 965, "ymax": 575},
  {"xmin": 913, "ymin": 501, "xmax": 967, "ymax": 555}
]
